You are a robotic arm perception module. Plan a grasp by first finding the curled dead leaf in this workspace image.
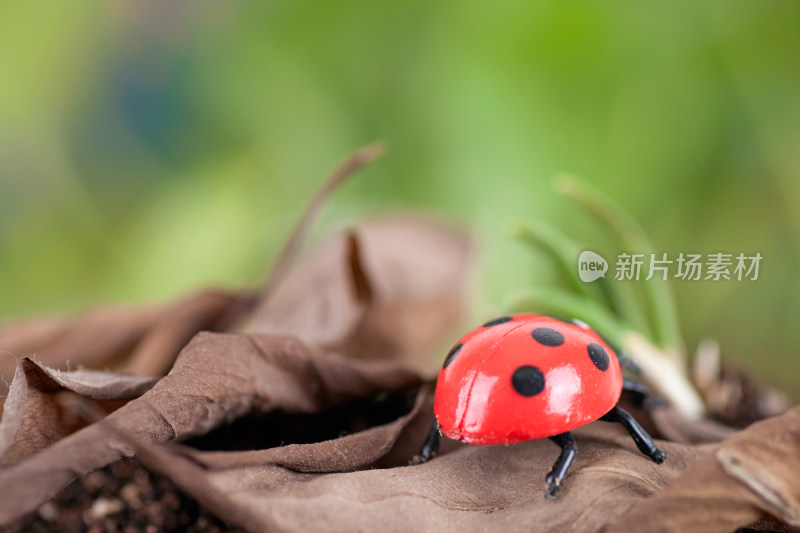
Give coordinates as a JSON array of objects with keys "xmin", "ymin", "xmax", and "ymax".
[
  {"xmin": 0, "ymin": 358, "xmax": 156, "ymax": 467},
  {"xmin": 65, "ymin": 414, "xmax": 716, "ymax": 533},
  {"xmin": 0, "ymin": 145, "xmax": 477, "ymax": 530},
  {"xmin": 610, "ymin": 406, "xmax": 800, "ymax": 533},
  {"xmin": 0, "ymin": 289, "xmax": 246, "ymax": 395},
  {"xmin": 0, "ymin": 331, "xmax": 423, "ymax": 524},
  {"xmin": 175, "ymin": 385, "xmax": 432, "ymax": 474},
  {"xmin": 241, "ymin": 214, "xmax": 472, "ymax": 378},
  {"xmin": 0, "ymin": 144, "xmax": 389, "ymax": 393}
]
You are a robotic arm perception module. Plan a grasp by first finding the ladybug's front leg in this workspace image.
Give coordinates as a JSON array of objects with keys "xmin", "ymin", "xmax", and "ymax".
[
  {"xmin": 600, "ymin": 406, "xmax": 666, "ymax": 463},
  {"xmin": 545, "ymin": 432, "xmax": 577, "ymax": 499},
  {"xmin": 412, "ymin": 419, "xmax": 440, "ymax": 464}
]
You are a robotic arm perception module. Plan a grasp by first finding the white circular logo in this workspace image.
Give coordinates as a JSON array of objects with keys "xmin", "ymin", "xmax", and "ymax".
[{"xmin": 578, "ymin": 251, "xmax": 608, "ymax": 282}]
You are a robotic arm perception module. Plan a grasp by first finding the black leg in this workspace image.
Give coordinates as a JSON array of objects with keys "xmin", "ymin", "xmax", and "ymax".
[
  {"xmin": 600, "ymin": 406, "xmax": 666, "ymax": 463},
  {"xmin": 617, "ymin": 351, "xmax": 641, "ymax": 373},
  {"xmin": 413, "ymin": 419, "xmax": 440, "ymax": 464},
  {"xmin": 621, "ymin": 379, "xmax": 667, "ymax": 409},
  {"xmin": 545, "ymin": 432, "xmax": 578, "ymax": 499},
  {"xmin": 621, "ymin": 378, "xmax": 648, "ymax": 407}
]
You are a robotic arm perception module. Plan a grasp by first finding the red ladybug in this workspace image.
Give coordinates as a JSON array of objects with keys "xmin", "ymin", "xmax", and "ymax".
[{"xmin": 415, "ymin": 314, "xmax": 666, "ymax": 498}]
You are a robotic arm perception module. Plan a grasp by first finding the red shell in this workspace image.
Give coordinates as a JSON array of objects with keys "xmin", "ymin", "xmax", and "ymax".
[{"xmin": 434, "ymin": 314, "xmax": 623, "ymax": 445}]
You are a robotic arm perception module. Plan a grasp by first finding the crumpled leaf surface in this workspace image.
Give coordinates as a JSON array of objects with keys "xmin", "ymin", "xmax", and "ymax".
[
  {"xmin": 241, "ymin": 214, "xmax": 471, "ymax": 377},
  {"xmin": 0, "ymin": 331, "xmax": 423, "ymax": 524},
  {"xmin": 0, "ymin": 214, "xmax": 472, "ymax": 527},
  {"xmin": 0, "ymin": 301, "xmax": 159, "ymax": 391},
  {"xmin": 0, "ymin": 358, "xmax": 156, "ymax": 467},
  {"xmin": 649, "ymin": 406, "xmax": 737, "ymax": 444},
  {"xmin": 121, "ymin": 415, "xmax": 712, "ymax": 533},
  {"xmin": 79, "ymin": 404, "xmax": 799, "ymax": 533},
  {"xmin": 180, "ymin": 385, "xmax": 433, "ymax": 474},
  {"xmin": 1, "ymin": 211, "xmax": 798, "ymax": 533},
  {"xmin": 610, "ymin": 406, "xmax": 800, "ymax": 533},
  {"xmin": 0, "ymin": 289, "xmax": 246, "ymax": 394}
]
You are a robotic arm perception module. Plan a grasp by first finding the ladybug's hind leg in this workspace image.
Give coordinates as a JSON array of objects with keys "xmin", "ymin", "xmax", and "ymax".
[
  {"xmin": 600, "ymin": 406, "xmax": 666, "ymax": 463},
  {"xmin": 545, "ymin": 432, "xmax": 578, "ymax": 499},
  {"xmin": 412, "ymin": 419, "xmax": 440, "ymax": 464}
]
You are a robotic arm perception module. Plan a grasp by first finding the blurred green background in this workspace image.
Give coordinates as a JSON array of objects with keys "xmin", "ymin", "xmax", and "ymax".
[{"xmin": 1, "ymin": 2, "xmax": 798, "ymax": 393}]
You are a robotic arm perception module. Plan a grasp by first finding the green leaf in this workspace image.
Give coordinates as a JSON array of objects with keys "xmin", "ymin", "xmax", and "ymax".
[
  {"xmin": 510, "ymin": 220, "xmax": 601, "ymax": 300},
  {"xmin": 554, "ymin": 174, "xmax": 682, "ymax": 351}
]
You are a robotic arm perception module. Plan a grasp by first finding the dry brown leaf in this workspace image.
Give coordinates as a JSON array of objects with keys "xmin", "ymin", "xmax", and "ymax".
[
  {"xmin": 0, "ymin": 215, "xmax": 469, "ymax": 396},
  {"xmin": 254, "ymin": 143, "xmax": 386, "ymax": 304},
  {"xmin": 0, "ymin": 358, "xmax": 156, "ymax": 467},
  {"xmin": 178, "ymin": 385, "xmax": 431, "ymax": 473},
  {"xmin": 609, "ymin": 406, "xmax": 800, "ymax": 533},
  {"xmin": 0, "ymin": 210, "xmax": 472, "ymax": 527},
  {"xmin": 0, "ymin": 331, "xmax": 423, "ymax": 525},
  {"xmin": 120, "ymin": 290, "xmax": 251, "ymax": 377},
  {"xmin": 102, "ymin": 408, "xmax": 800, "ymax": 533},
  {"xmin": 0, "ymin": 302, "xmax": 160, "ymax": 392},
  {"xmin": 0, "ymin": 144, "xmax": 387, "ymax": 394},
  {"xmin": 649, "ymin": 407, "xmax": 737, "ymax": 445},
  {"xmin": 0, "ymin": 289, "xmax": 245, "ymax": 396},
  {"xmin": 0, "ymin": 144, "xmax": 481, "ymax": 530},
  {"xmin": 241, "ymin": 214, "xmax": 472, "ymax": 378},
  {"xmin": 93, "ymin": 414, "xmax": 714, "ymax": 533}
]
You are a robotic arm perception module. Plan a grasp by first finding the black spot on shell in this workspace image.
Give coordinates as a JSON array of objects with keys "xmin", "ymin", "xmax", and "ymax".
[
  {"xmin": 511, "ymin": 365, "xmax": 546, "ymax": 397},
  {"xmin": 595, "ymin": 332, "xmax": 620, "ymax": 356},
  {"xmin": 482, "ymin": 316, "xmax": 513, "ymax": 327},
  {"xmin": 531, "ymin": 327, "xmax": 564, "ymax": 347},
  {"xmin": 443, "ymin": 343, "xmax": 463, "ymax": 368},
  {"xmin": 587, "ymin": 343, "xmax": 610, "ymax": 371}
]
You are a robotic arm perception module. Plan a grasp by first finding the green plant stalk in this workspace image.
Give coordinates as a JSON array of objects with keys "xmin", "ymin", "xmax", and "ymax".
[
  {"xmin": 510, "ymin": 220, "xmax": 603, "ymax": 300},
  {"xmin": 554, "ymin": 174, "xmax": 682, "ymax": 353},
  {"xmin": 511, "ymin": 219, "xmax": 651, "ymax": 339},
  {"xmin": 594, "ymin": 273, "xmax": 652, "ymax": 338}
]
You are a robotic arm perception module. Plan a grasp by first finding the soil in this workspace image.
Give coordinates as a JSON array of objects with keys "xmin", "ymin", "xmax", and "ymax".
[{"xmin": 3, "ymin": 458, "xmax": 244, "ymax": 533}]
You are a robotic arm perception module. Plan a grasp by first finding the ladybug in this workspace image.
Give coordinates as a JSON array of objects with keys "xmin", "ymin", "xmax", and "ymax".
[{"xmin": 415, "ymin": 314, "xmax": 666, "ymax": 498}]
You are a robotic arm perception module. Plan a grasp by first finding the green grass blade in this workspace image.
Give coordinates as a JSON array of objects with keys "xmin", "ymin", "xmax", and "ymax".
[
  {"xmin": 594, "ymin": 266, "xmax": 653, "ymax": 338},
  {"xmin": 554, "ymin": 174, "xmax": 682, "ymax": 351},
  {"xmin": 510, "ymin": 220, "xmax": 603, "ymax": 300}
]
